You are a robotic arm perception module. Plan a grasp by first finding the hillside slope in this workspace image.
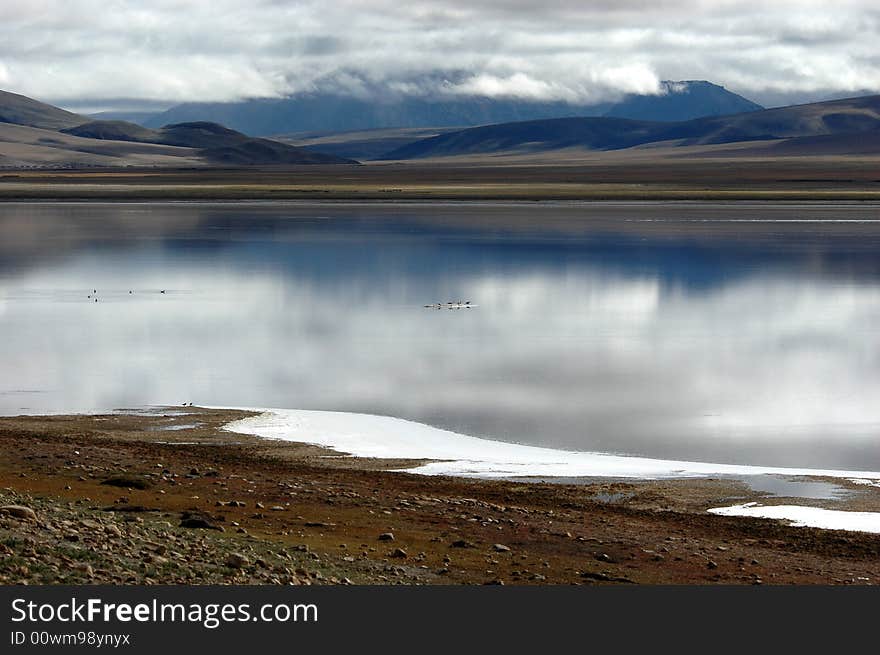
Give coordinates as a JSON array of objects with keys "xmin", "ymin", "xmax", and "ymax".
[{"xmin": 0, "ymin": 90, "xmax": 86, "ymax": 130}]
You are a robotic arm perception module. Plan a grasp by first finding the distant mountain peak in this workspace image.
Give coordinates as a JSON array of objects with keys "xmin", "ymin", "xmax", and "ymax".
[
  {"xmin": 142, "ymin": 80, "xmax": 764, "ymax": 135},
  {"xmin": 603, "ymin": 80, "xmax": 763, "ymax": 122}
]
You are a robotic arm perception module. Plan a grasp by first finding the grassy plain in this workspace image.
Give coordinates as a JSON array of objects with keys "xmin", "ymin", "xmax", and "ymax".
[{"xmin": 2, "ymin": 154, "xmax": 880, "ymax": 201}]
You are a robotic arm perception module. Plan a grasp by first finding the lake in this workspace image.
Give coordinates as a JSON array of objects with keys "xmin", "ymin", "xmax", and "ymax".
[{"xmin": 1, "ymin": 201, "xmax": 879, "ymax": 470}]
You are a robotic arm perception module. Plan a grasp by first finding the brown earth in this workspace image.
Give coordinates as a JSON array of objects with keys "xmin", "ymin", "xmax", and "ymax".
[
  {"xmin": 2, "ymin": 157, "xmax": 880, "ymax": 201},
  {"xmin": 1, "ymin": 408, "xmax": 878, "ymax": 586}
]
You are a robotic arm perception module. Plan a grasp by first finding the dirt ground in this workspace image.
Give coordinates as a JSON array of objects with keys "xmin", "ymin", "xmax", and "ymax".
[
  {"xmin": 2, "ymin": 158, "xmax": 880, "ymax": 200},
  {"xmin": 1, "ymin": 407, "xmax": 878, "ymax": 585}
]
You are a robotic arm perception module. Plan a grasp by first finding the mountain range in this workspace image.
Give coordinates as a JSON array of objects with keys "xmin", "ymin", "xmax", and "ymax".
[
  {"xmin": 2, "ymin": 85, "xmax": 880, "ymax": 167},
  {"xmin": 379, "ymin": 94, "xmax": 880, "ymax": 160},
  {"xmin": 132, "ymin": 80, "xmax": 761, "ymax": 136}
]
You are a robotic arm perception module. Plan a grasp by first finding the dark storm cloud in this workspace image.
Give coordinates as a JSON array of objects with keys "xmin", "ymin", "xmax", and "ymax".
[{"xmin": 0, "ymin": 1, "xmax": 877, "ymax": 107}]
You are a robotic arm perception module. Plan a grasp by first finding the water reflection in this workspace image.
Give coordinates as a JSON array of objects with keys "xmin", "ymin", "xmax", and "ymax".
[{"xmin": 1, "ymin": 202, "xmax": 879, "ymax": 470}]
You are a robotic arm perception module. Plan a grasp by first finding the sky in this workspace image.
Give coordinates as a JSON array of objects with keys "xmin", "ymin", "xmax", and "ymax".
[{"xmin": 0, "ymin": 0, "xmax": 878, "ymax": 110}]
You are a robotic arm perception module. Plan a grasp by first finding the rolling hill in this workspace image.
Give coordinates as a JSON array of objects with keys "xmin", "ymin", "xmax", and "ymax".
[
  {"xmin": 0, "ymin": 91, "xmax": 356, "ymax": 167},
  {"xmin": 276, "ymin": 127, "xmax": 462, "ymax": 161},
  {"xmin": 380, "ymin": 94, "xmax": 880, "ymax": 160}
]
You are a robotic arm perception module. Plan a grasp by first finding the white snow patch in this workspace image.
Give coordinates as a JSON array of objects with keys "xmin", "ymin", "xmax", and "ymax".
[
  {"xmin": 848, "ymin": 478, "xmax": 880, "ymax": 488},
  {"xmin": 219, "ymin": 407, "xmax": 880, "ymax": 481},
  {"xmin": 708, "ymin": 502, "xmax": 880, "ymax": 534}
]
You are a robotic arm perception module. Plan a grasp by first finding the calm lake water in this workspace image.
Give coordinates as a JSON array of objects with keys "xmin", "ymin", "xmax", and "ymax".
[{"xmin": 1, "ymin": 201, "xmax": 879, "ymax": 470}]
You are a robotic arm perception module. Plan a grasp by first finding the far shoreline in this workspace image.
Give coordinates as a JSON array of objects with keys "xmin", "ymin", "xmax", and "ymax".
[{"xmin": 4, "ymin": 158, "xmax": 880, "ymax": 202}]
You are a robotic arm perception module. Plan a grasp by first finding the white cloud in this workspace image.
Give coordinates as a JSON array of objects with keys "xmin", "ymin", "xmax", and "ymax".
[{"xmin": 0, "ymin": 1, "xmax": 878, "ymax": 106}]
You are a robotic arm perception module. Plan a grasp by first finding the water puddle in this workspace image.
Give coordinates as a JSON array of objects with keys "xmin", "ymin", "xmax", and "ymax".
[
  {"xmin": 734, "ymin": 474, "xmax": 851, "ymax": 500},
  {"xmin": 148, "ymin": 422, "xmax": 203, "ymax": 432}
]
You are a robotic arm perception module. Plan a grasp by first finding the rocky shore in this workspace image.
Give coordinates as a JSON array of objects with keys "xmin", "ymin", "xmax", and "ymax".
[{"xmin": 1, "ymin": 408, "xmax": 878, "ymax": 585}]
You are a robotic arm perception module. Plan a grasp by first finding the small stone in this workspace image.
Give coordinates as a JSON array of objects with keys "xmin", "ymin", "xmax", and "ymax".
[
  {"xmin": 0, "ymin": 505, "xmax": 37, "ymax": 521},
  {"xmin": 179, "ymin": 517, "xmax": 223, "ymax": 531},
  {"xmin": 492, "ymin": 544, "xmax": 511, "ymax": 552},
  {"xmin": 225, "ymin": 553, "xmax": 249, "ymax": 569},
  {"xmin": 707, "ymin": 560, "xmax": 719, "ymax": 570},
  {"xmin": 390, "ymin": 548, "xmax": 408, "ymax": 559},
  {"xmin": 451, "ymin": 539, "xmax": 476, "ymax": 549},
  {"xmin": 378, "ymin": 533, "xmax": 395, "ymax": 541}
]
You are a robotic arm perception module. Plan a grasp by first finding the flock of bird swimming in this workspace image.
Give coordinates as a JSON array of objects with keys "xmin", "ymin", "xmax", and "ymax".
[
  {"xmin": 424, "ymin": 301, "xmax": 474, "ymax": 309},
  {"xmin": 87, "ymin": 289, "xmax": 166, "ymax": 302}
]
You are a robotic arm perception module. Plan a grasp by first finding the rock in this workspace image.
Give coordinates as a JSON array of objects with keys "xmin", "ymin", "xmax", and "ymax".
[
  {"xmin": 390, "ymin": 548, "xmax": 408, "ymax": 559},
  {"xmin": 378, "ymin": 532, "xmax": 395, "ymax": 541},
  {"xmin": 101, "ymin": 475, "xmax": 152, "ymax": 490},
  {"xmin": 451, "ymin": 539, "xmax": 476, "ymax": 549},
  {"xmin": 179, "ymin": 518, "xmax": 223, "ymax": 531},
  {"xmin": 225, "ymin": 553, "xmax": 249, "ymax": 569},
  {"xmin": 580, "ymin": 571, "xmax": 635, "ymax": 584},
  {"xmin": 596, "ymin": 553, "xmax": 613, "ymax": 563},
  {"xmin": 0, "ymin": 505, "xmax": 37, "ymax": 521},
  {"xmin": 492, "ymin": 544, "xmax": 511, "ymax": 552},
  {"xmin": 269, "ymin": 506, "xmax": 285, "ymax": 511},
  {"xmin": 74, "ymin": 563, "xmax": 94, "ymax": 577},
  {"xmin": 707, "ymin": 560, "xmax": 719, "ymax": 570}
]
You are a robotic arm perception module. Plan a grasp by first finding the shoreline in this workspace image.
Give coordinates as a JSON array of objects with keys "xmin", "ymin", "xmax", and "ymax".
[
  {"xmin": 220, "ymin": 406, "xmax": 880, "ymax": 483},
  {"xmin": 1, "ymin": 407, "xmax": 879, "ymax": 585},
  {"xmin": 4, "ymin": 161, "xmax": 880, "ymax": 202},
  {"xmin": 5, "ymin": 190, "xmax": 880, "ymax": 202}
]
